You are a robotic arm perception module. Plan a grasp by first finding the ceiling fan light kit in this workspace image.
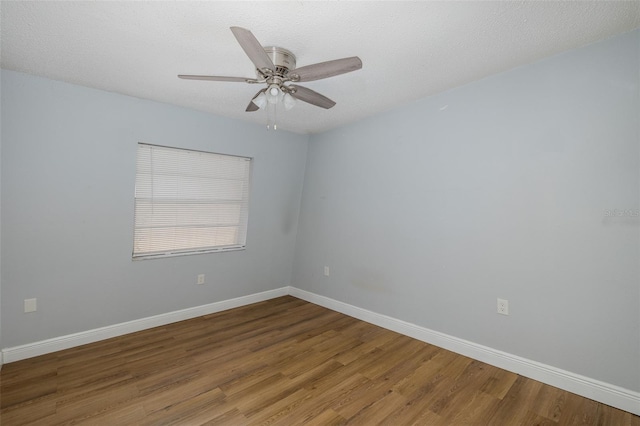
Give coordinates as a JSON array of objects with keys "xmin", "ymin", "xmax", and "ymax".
[{"xmin": 178, "ymin": 26, "xmax": 362, "ymax": 130}]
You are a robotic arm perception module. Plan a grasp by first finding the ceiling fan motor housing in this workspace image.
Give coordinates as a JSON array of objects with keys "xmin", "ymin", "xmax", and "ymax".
[{"xmin": 263, "ymin": 46, "xmax": 296, "ymax": 77}]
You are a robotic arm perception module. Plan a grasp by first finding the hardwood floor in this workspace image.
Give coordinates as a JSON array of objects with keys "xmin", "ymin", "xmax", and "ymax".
[{"xmin": 1, "ymin": 296, "xmax": 638, "ymax": 425}]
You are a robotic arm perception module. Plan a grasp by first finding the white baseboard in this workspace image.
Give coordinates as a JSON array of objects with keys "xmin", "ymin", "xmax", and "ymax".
[
  {"xmin": 288, "ymin": 287, "xmax": 640, "ymax": 416},
  {"xmin": 1, "ymin": 287, "xmax": 288, "ymax": 364},
  {"xmin": 2, "ymin": 286, "xmax": 638, "ymax": 415}
]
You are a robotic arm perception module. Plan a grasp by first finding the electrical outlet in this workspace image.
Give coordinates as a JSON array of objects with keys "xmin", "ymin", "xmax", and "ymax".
[
  {"xmin": 24, "ymin": 298, "xmax": 37, "ymax": 313},
  {"xmin": 197, "ymin": 274, "xmax": 205, "ymax": 285},
  {"xmin": 323, "ymin": 266, "xmax": 330, "ymax": 277},
  {"xmin": 497, "ymin": 298, "xmax": 509, "ymax": 315}
]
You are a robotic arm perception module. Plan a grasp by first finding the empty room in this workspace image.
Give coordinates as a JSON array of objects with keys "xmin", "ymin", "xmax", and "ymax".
[{"xmin": 1, "ymin": 1, "xmax": 639, "ymax": 424}]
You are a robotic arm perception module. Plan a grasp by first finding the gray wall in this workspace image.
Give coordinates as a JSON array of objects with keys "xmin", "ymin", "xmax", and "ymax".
[
  {"xmin": 293, "ymin": 30, "xmax": 640, "ymax": 391},
  {"xmin": 0, "ymin": 74, "xmax": 3, "ymax": 358},
  {"xmin": 0, "ymin": 70, "xmax": 308, "ymax": 347}
]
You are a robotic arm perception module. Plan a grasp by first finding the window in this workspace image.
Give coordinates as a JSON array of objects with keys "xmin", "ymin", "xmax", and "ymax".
[{"xmin": 133, "ymin": 143, "xmax": 251, "ymax": 259}]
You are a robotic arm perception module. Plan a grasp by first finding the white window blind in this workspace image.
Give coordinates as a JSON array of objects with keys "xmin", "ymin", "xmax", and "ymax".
[{"xmin": 133, "ymin": 143, "xmax": 251, "ymax": 259}]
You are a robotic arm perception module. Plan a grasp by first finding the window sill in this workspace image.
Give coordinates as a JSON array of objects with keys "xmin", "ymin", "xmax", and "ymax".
[{"xmin": 132, "ymin": 245, "xmax": 246, "ymax": 261}]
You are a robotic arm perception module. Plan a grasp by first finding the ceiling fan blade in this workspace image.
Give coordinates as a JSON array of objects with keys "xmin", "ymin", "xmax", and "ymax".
[
  {"xmin": 291, "ymin": 57, "xmax": 362, "ymax": 82},
  {"xmin": 178, "ymin": 75, "xmax": 252, "ymax": 82},
  {"xmin": 289, "ymin": 85, "xmax": 336, "ymax": 109},
  {"xmin": 230, "ymin": 26, "xmax": 275, "ymax": 72},
  {"xmin": 246, "ymin": 89, "xmax": 266, "ymax": 112}
]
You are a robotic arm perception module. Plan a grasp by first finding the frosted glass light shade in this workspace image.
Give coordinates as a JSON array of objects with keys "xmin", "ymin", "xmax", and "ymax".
[
  {"xmin": 253, "ymin": 92, "xmax": 267, "ymax": 109},
  {"xmin": 266, "ymin": 84, "xmax": 281, "ymax": 104},
  {"xmin": 283, "ymin": 93, "xmax": 297, "ymax": 110}
]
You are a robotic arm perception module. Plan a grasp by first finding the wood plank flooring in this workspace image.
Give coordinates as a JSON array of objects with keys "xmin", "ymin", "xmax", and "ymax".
[{"xmin": 1, "ymin": 296, "xmax": 638, "ymax": 425}]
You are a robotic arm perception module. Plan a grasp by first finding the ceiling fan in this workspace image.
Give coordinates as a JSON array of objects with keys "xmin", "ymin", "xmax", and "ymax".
[{"xmin": 178, "ymin": 26, "xmax": 362, "ymax": 115}]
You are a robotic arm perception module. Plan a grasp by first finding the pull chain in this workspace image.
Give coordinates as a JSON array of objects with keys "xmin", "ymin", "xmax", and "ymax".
[{"xmin": 266, "ymin": 102, "xmax": 278, "ymax": 130}]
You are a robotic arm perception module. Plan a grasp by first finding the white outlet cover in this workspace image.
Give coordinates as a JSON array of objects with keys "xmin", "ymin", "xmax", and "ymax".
[
  {"xmin": 24, "ymin": 298, "xmax": 37, "ymax": 313},
  {"xmin": 323, "ymin": 266, "xmax": 330, "ymax": 277},
  {"xmin": 197, "ymin": 274, "xmax": 205, "ymax": 285},
  {"xmin": 497, "ymin": 298, "xmax": 509, "ymax": 315}
]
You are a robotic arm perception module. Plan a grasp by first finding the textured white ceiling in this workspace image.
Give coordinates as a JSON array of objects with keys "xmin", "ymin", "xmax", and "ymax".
[{"xmin": 1, "ymin": 1, "xmax": 639, "ymax": 134}]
